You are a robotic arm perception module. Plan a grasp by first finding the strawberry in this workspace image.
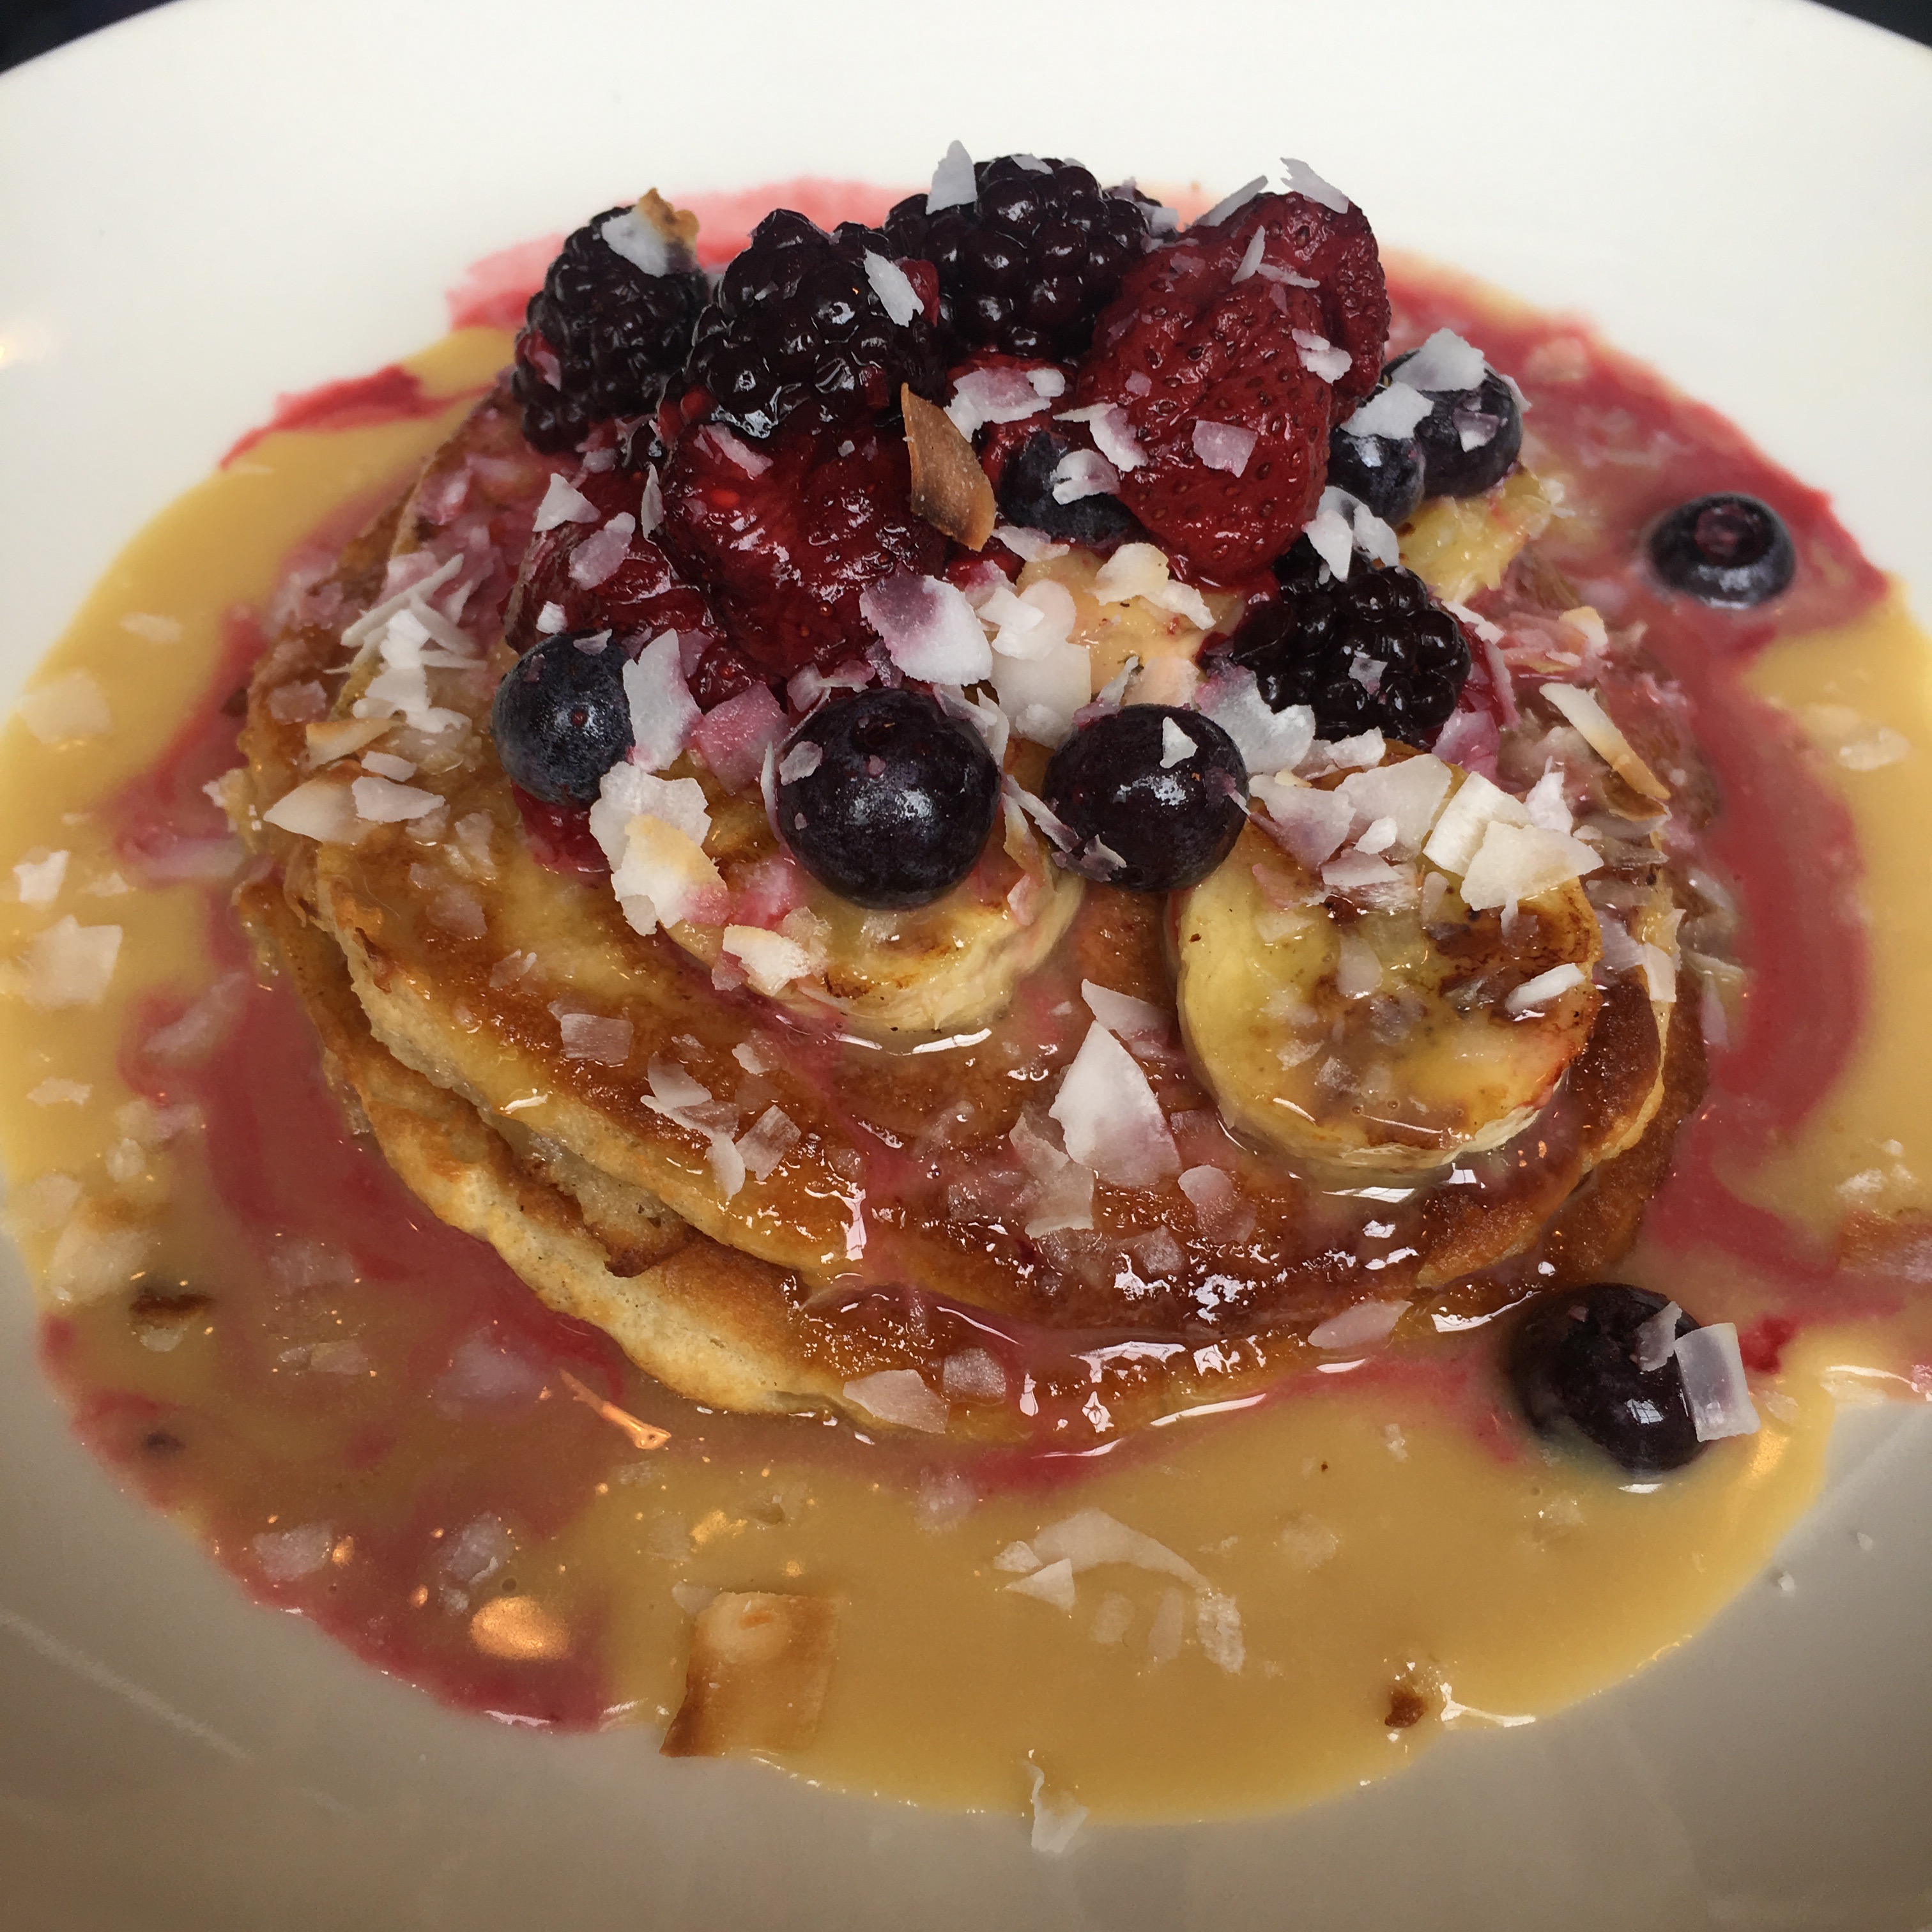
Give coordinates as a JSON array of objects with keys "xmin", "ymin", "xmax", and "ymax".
[
  {"xmin": 656, "ymin": 417, "xmax": 947, "ymax": 682},
  {"xmin": 1074, "ymin": 192, "xmax": 1390, "ymax": 578}
]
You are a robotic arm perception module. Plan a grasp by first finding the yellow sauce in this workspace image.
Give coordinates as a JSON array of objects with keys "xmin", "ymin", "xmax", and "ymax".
[{"xmin": 3, "ymin": 325, "xmax": 1925, "ymax": 1823}]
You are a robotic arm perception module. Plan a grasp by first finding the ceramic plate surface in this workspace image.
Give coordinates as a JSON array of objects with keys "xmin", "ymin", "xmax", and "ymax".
[{"xmin": 1, "ymin": 1, "xmax": 1929, "ymax": 1926}]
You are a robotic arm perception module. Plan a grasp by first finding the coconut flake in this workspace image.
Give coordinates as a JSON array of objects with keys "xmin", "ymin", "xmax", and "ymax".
[
  {"xmin": 926, "ymin": 139, "xmax": 976, "ymax": 213},
  {"xmin": 1048, "ymin": 448, "xmax": 1121, "ymax": 504},
  {"xmin": 1633, "ymin": 1300, "xmax": 1685, "ymax": 1374},
  {"xmin": 700, "ymin": 424, "xmax": 772, "ymax": 479},
  {"xmin": 14, "ymin": 850, "xmax": 68, "ymax": 906},
  {"xmin": 1030, "ymin": 1508, "xmax": 1206, "ymax": 1588},
  {"xmin": 567, "ymin": 512, "xmax": 636, "ymax": 590},
  {"xmin": 1280, "ymin": 155, "xmax": 1350, "ymax": 211},
  {"xmin": 1195, "ymin": 1592, "xmax": 1245, "ymax": 1675},
  {"xmin": 942, "ymin": 1347, "xmax": 1008, "ymax": 1401},
  {"xmin": 120, "ymin": 611, "xmax": 181, "ymax": 643},
  {"xmin": 1304, "ymin": 505, "xmax": 1354, "ymax": 579},
  {"xmin": 1006, "ymin": 1558, "xmax": 1077, "ymax": 1611},
  {"xmin": 620, "ymin": 631, "xmax": 701, "ymax": 773},
  {"xmin": 1333, "ymin": 755, "xmax": 1453, "ymax": 855},
  {"xmin": 861, "ymin": 574, "xmax": 993, "ymax": 684},
  {"xmin": 1598, "ymin": 914, "xmax": 1678, "ymax": 1004},
  {"xmin": 1056, "ymin": 402, "xmax": 1147, "ymax": 473},
  {"xmin": 552, "ymin": 1008, "xmax": 633, "ymax": 1066},
  {"xmin": 721, "ymin": 924, "xmax": 815, "ymax": 996},
  {"xmin": 1080, "ymin": 979, "xmax": 1167, "ymax": 1039},
  {"xmin": 17, "ymin": 670, "xmax": 112, "ymax": 746},
  {"xmin": 1340, "ymin": 383, "xmax": 1434, "ymax": 442},
  {"xmin": 735, "ymin": 1105, "xmax": 801, "ymax": 1180},
  {"xmin": 861, "ymin": 252, "xmax": 922, "ymax": 326},
  {"xmin": 532, "ymin": 473, "xmax": 599, "ymax": 534},
  {"xmin": 1504, "ymin": 962, "xmax": 1587, "ymax": 1014},
  {"xmin": 843, "ymin": 1368, "xmax": 947, "ymax": 1434},
  {"xmin": 1027, "ymin": 1763, "xmax": 1089, "ymax": 1855},
  {"xmin": 253, "ymin": 1522, "xmax": 335, "ymax": 1584},
  {"xmin": 1292, "ymin": 330, "xmax": 1352, "ymax": 384},
  {"xmin": 1196, "ymin": 664, "xmax": 1315, "ymax": 775},
  {"xmin": 1197, "ymin": 176, "xmax": 1268, "ymax": 227},
  {"xmin": 598, "ymin": 197, "xmax": 693, "ymax": 277},
  {"xmin": 1399, "ymin": 327, "xmax": 1488, "ymax": 395},
  {"xmin": 1421, "ymin": 770, "xmax": 1533, "ymax": 875},
  {"xmin": 1048, "ymin": 1022, "xmax": 1179, "ymax": 1190},
  {"xmin": 1675, "ymin": 1324, "xmax": 1762, "ymax": 1441},
  {"xmin": 1459, "ymin": 821, "xmax": 1601, "ymax": 910},
  {"xmin": 1254, "ymin": 777, "xmax": 1352, "ymax": 867},
  {"xmin": 1230, "ymin": 225, "xmax": 1268, "ymax": 282},
  {"xmin": 946, "ymin": 365, "xmax": 1058, "ymax": 440},
  {"xmin": 1192, "ymin": 420, "xmax": 1257, "ymax": 475},
  {"xmin": 24, "ymin": 917, "xmax": 121, "ymax": 1008},
  {"xmin": 1334, "ymin": 929, "xmax": 1383, "ymax": 997},
  {"xmin": 352, "ymin": 775, "xmax": 441, "ymax": 823},
  {"xmin": 1307, "ymin": 1298, "xmax": 1409, "ymax": 1351}
]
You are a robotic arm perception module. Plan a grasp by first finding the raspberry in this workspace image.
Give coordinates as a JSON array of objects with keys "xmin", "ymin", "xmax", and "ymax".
[
  {"xmin": 1227, "ymin": 542, "xmax": 1471, "ymax": 747},
  {"xmin": 511, "ymin": 208, "xmax": 707, "ymax": 453},
  {"xmin": 684, "ymin": 210, "xmax": 947, "ymax": 441},
  {"xmin": 1073, "ymin": 192, "xmax": 1390, "ymax": 578},
  {"xmin": 882, "ymin": 156, "xmax": 1155, "ymax": 362},
  {"xmin": 506, "ymin": 466, "xmax": 756, "ymax": 710},
  {"xmin": 655, "ymin": 418, "xmax": 947, "ymax": 682}
]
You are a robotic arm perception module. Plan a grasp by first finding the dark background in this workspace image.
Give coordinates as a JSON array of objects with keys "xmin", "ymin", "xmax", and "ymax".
[{"xmin": 1, "ymin": 0, "xmax": 1928, "ymax": 70}]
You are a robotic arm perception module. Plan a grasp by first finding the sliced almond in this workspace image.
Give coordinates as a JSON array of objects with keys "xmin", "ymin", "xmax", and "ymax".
[
  {"xmin": 903, "ymin": 384, "xmax": 995, "ymax": 551},
  {"xmin": 661, "ymin": 1590, "xmax": 839, "ymax": 1758}
]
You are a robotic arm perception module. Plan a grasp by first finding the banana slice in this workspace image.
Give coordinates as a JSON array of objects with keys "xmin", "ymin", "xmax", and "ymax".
[
  {"xmin": 668, "ymin": 774, "xmax": 1082, "ymax": 1043},
  {"xmin": 1175, "ymin": 809, "xmax": 1602, "ymax": 1179}
]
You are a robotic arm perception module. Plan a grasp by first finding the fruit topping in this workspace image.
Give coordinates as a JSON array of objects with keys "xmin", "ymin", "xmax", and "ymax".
[
  {"xmin": 490, "ymin": 630, "xmax": 633, "ymax": 806},
  {"xmin": 684, "ymin": 209, "xmax": 947, "ymax": 441},
  {"xmin": 1072, "ymin": 190, "xmax": 1390, "ymax": 576},
  {"xmin": 881, "ymin": 153, "xmax": 1156, "ymax": 363},
  {"xmin": 1040, "ymin": 706, "xmax": 1247, "ymax": 891},
  {"xmin": 1507, "ymin": 1284, "xmax": 1705, "ymax": 1476},
  {"xmin": 512, "ymin": 195, "xmax": 708, "ymax": 454},
  {"xmin": 1381, "ymin": 330, "xmax": 1523, "ymax": 498},
  {"xmin": 1646, "ymin": 492, "xmax": 1796, "ymax": 607},
  {"xmin": 992, "ymin": 427, "xmax": 1145, "ymax": 548},
  {"xmin": 1229, "ymin": 546, "xmax": 1471, "ymax": 746},
  {"xmin": 901, "ymin": 387, "xmax": 996, "ymax": 548},
  {"xmin": 656, "ymin": 418, "xmax": 947, "ymax": 682},
  {"xmin": 776, "ymin": 689, "xmax": 1000, "ymax": 909}
]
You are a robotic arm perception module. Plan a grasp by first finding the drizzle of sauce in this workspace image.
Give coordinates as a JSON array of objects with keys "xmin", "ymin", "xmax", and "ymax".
[
  {"xmin": 2, "ymin": 240, "xmax": 1927, "ymax": 1820},
  {"xmin": 220, "ymin": 365, "xmax": 483, "ymax": 470}
]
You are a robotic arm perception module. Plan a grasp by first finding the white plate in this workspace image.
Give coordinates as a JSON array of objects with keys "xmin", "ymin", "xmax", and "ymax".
[{"xmin": 2, "ymin": 1, "xmax": 1929, "ymax": 1924}]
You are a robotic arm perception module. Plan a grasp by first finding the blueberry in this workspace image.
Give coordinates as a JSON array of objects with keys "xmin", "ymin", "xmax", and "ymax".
[
  {"xmin": 1040, "ymin": 705, "xmax": 1248, "ymax": 892},
  {"xmin": 489, "ymin": 631, "xmax": 632, "ymax": 806},
  {"xmin": 777, "ymin": 689, "xmax": 1000, "ymax": 909},
  {"xmin": 994, "ymin": 429, "xmax": 1144, "ymax": 546},
  {"xmin": 1507, "ymin": 1283, "xmax": 1705, "ymax": 1477},
  {"xmin": 1646, "ymin": 493, "xmax": 1795, "ymax": 608},
  {"xmin": 1384, "ymin": 348, "xmax": 1523, "ymax": 498},
  {"xmin": 1326, "ymin": 424, "xmax": 1425, "ymax": 526}
]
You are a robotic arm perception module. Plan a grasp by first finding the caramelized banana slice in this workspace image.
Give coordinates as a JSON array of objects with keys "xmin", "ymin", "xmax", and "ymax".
[
  {"xmin": 1175, "ymin": 819, "xmax": 1602, "ymax": 1177},
  {"xmin": 670, "ymin": 779, "xmax": 1083, "ymax": 1043}
]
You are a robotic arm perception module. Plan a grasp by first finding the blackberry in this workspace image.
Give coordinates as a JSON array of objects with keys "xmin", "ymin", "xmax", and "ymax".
[
  {"xmin": 512, "ymin": 206, "xmax": 708, "ymax": 454},
  {"xmin": 1647, "ymin": 493, "xmax": 1795, "ymax": 608},
  {"xmin": 882, "ymin": 156, "xmax": 1155, "ymax": 362},
  {"xmin": 1229, "ymin": 542, "xmax": 1471, "ymax": 747},
  {"xmin": 994, "ymin": 428, "xmax": 1144, "ymax": 547},
  {"xmin": 684, "ymin": 210, "xmax": 946, "ymax": 441}
]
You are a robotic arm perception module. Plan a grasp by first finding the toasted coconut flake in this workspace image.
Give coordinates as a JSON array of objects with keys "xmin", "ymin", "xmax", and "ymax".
[
  {"xmin": 659, "ymin": 1589, "xmax": 841, "ymax": 1757},
  {"xmin": 600, "ymin": 188, "xmax": 699, "ymax": 275},
  {"xmin": 1540, "ymin": 683, "xmax": 1671, "ymax": 802},
  {"xmin": 901, "ymin": 386, "xmax": 995, "ymax": 549}
]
